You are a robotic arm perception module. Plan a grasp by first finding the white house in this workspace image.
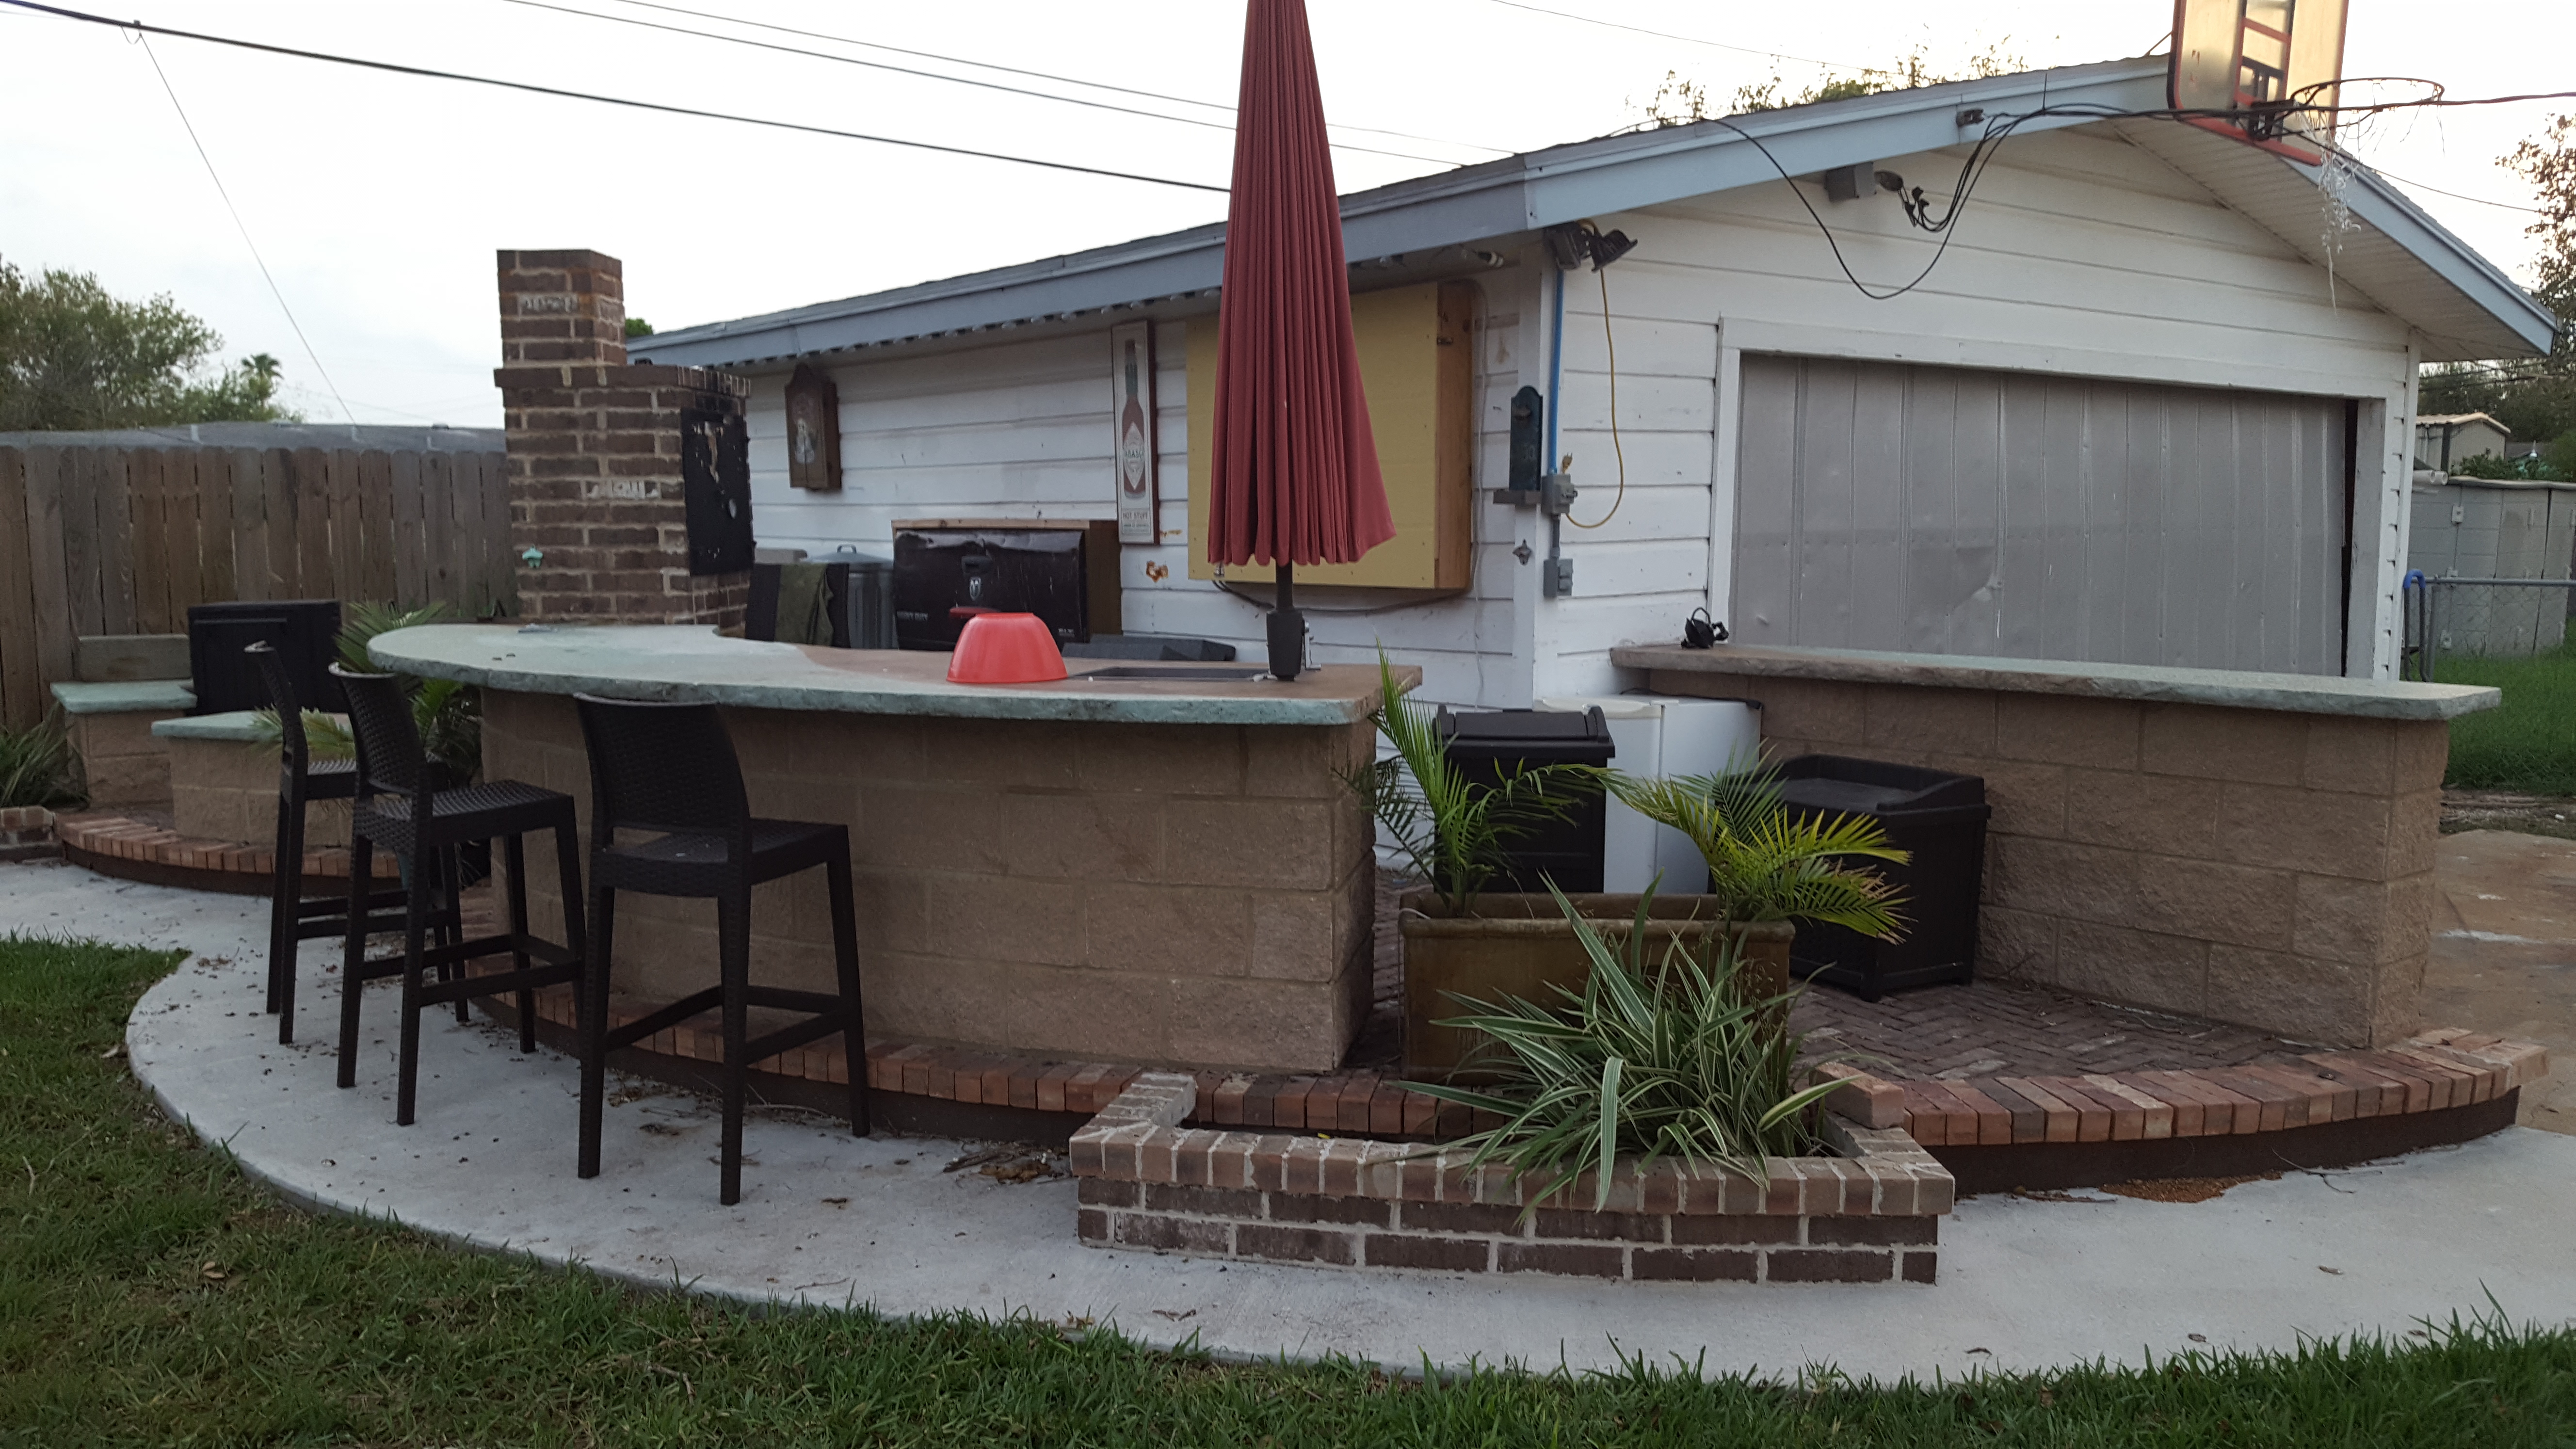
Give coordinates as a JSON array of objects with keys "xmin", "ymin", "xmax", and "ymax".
[{"xmin": 632, "ymin": 57, "xmax": 2559, "ymax": 708}]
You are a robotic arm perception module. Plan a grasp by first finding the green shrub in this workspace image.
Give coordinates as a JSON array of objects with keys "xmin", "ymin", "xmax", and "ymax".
[
  {"xmin": 0, "ymin": 711, "xmax": 84, "ymax": 810},
  {"xmin": 1411, "ymin": 884, "xmax": 1847, "ymax": 1213}
]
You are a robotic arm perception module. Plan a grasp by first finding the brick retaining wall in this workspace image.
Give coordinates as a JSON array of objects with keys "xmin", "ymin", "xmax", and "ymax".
[{"xmin": 1070, "ymin": 1073, "xmax": 1950, "ymax": 1284}]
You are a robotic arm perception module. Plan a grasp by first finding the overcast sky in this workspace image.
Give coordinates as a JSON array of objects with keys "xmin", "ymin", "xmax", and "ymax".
[{"xmin": 3, "ymin": 0, "xmax": 2566, "ymax": 429}]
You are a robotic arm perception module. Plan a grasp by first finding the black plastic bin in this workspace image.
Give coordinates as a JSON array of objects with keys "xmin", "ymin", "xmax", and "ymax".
[
  {"xmin": 1435, "ymin": 706, "xmax": 1614, "ymax": 893},
  {"xmin": 1773, "ymin": 754, "xmax": 1990, "ymax": 1000},
  {"xmin": 188, "ymin": 599, "xmax": 340, "ymax": 715}
]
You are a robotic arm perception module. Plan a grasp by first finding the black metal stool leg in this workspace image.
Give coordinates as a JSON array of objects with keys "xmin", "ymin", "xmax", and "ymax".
[
  {"xmin": 718, "ymin": 886, "xmax": 751, "ymax": 1207},
  {"xmin": 504, "ymin": 832, "xmax": 536, "ymax": 1054},
  {"xmin": 395, "ymin": 854, "xmax": 433, "ymax": 1127},
  {"xmin": 579, "ymin": 880, "xmax": 615, "ymax": 1179},
  {"xmin": 825, "ymin": 841, "xmax": 868, "ymax": 1138},
  {"xmin": 337, "ymin": 833, "xmax": 373, "ymax": 1090},
  {"xmin": 267, "ymin": 785, "xmax": 299, "ymax": 1024}
]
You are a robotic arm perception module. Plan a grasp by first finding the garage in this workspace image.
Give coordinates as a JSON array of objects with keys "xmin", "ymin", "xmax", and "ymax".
[{"xmin": 1731, "ymin": 354, "xmax": 2355, "ymax": 676}]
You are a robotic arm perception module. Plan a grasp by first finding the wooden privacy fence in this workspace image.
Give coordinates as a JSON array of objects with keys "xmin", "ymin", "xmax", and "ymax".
[{"xmin": 0, "ymin": 443, "xmax": 516, "ymax": 727}]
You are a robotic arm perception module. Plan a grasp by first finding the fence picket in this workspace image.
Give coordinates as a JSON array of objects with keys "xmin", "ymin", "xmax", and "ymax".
[{"xmin": 0, "ymin": 450, "xmax": 41, "ymax": 727}]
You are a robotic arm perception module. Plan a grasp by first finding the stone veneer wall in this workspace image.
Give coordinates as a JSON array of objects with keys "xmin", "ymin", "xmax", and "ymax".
[
  {"xmin": 1641, "ymin": 665, "xmax": 2445, "ymax": 1047},
  {"xmin": 1072, "ymin": 1075, "xmax": 1950, "ymax": 1284},
  {"xmin": 166, "ymin": 736, "xmax": 347, "ymax": 850},
  {"xmin": 493, "ymin": 249, "xmax": 749, "ymax": 631},
  {"xmin": 481, "ymin": 689, "xmax": 1379, "ymax": 1073},
  {"xmin": 65, "ymin": 708, "xmax": 184, "ymax": 808}
]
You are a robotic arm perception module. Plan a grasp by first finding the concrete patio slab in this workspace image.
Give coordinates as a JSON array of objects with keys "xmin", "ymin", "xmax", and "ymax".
[
  {"xmin": 9, "ymin": 857, "xmax": 2576, "ymax": 1383},
  {"xmin": 2428, "ymin": 829, "xmax": 2576, "ymax": 1134}
]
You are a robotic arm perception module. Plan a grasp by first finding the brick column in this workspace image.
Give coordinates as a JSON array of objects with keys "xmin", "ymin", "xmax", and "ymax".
[{"xmin": 493, "ymin": 249, "xmax": 750, "ymax": 629}]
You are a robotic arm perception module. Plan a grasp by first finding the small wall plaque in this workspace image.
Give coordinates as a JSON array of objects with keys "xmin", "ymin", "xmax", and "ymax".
[
  {"xmin": 785, "ymin": 362, "xmax": 842, "ymax": 492},
  {"xmin": 1110, "ymin": 321, "xmax": 1158, "ymax": 544}
]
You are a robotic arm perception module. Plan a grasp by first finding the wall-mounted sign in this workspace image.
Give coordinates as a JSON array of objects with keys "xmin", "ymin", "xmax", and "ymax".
[
  {"xmin": 1110, "ymin": 321, "xmax": 1158, "ymax": 544},
  {"xmin": 786, "ymin": 362, "xmax": 842, "ymax": 491}
]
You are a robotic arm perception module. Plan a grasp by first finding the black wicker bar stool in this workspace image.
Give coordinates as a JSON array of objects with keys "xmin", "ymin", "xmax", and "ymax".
[
  {"xmin": 573, "ymin": 693, "xmax": 868, "ymax": 1206},
  {"xmin": 248, "ymin": 642, "xmax": 411, "ymax": 1046},
  {"xmin": 334, "ymin": 664, "xmax": 588, "ymax": 1127}
]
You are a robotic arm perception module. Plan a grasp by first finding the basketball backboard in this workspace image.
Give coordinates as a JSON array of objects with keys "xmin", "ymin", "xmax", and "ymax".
[{"xmin": 2170, "ymin": 0, "xmax": 2349, "ymax": 163}]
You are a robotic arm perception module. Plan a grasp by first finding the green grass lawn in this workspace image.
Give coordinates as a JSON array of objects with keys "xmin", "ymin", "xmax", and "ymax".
[
  {"xmin": 3, "ymin": 935, "xmax": 2573, "ymax": 1447},
  {"xmin": 2437, "ymin": 624, "xmax": 2576, "ymax": 795}
]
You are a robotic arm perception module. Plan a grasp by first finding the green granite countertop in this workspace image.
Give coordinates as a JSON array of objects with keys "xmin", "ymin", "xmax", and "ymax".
[
  {"xmin": 151, "ymin": 709, "xmax": 272, "ymax": 742},
  {"xmin": 49, "ymin": 679, "xmax": 193, "ymax": 715},
  {"xmin": 371, "ymin": 625, "xmax": 1397, "ymax": 726},
  {"xmin": 1611, "ymin": 644, "xmax": 2499, "ymax": 722}
]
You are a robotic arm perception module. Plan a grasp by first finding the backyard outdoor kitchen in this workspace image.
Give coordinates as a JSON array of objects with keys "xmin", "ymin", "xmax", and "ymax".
[{"xmin": 7, "ymin": 4, "xmax": 2562, "ymax": 1320}]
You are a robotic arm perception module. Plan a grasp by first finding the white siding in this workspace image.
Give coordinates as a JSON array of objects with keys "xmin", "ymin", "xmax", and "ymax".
[{"xmin": 741, "ymin": 120, "xmax": 2426, "ymax": 703}]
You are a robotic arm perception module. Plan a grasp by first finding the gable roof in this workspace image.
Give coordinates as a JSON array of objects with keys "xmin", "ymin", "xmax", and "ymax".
[{"xmin": 632, "ymin": 56, "xmax": 2558, "ymax": 371}]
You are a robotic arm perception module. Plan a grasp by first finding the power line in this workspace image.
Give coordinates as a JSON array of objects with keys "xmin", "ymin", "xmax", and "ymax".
[
  {"xmin": 1480, "ymin": 0, "xmax": 1876, "ymax": 76},
  {"xmin": 583, "ymin": 0, "xmax": 1512, "ymax": 158},
  {"xmin": 134, "ymin": 31, "xmax": 352, "ymax": 422},
  {"xmin": 499, "ymin": 0, "xmax": 1476, "ymax": 168},
  {"xmin": 1, "ymin": 0, "xmax": 1228, "ymax": 193},
  {"xmin": 2361, "ymin": 166, "xmax": 2544, "ymax": 215}
]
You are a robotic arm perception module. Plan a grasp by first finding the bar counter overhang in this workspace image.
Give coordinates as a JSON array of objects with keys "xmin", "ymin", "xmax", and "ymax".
[{"xmin": 372, "ymin": 625, "xmax": 1400, "ymax": 1074}]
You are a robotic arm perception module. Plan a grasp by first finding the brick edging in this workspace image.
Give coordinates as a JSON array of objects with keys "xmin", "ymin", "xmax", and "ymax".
[
  {"xmin": 1068, "ymin": 1074, "xmax": 1950, "ymax": 1284},
  {"xmin": 56, "ymin": 813, "xmax": 395, "ymax": 883}
]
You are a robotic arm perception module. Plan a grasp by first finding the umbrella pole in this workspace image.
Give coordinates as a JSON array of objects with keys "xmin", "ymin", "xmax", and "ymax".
[{"xmin": 1267, "ymin": 563, "xmax": 1304, "ymax": 681}]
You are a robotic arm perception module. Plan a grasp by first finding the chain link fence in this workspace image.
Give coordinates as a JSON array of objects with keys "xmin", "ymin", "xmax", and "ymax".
[{"xmin": 2400, "ymin": 573, "xmax": 2576, "ymax": 681}]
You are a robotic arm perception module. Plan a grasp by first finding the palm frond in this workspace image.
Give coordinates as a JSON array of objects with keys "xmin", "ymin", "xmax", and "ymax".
[
  {"xmin": 1610, "ymin": 758, "xmax": 1912, "ymax": 937},
  {"xmin": 1410, "ymin": 882, "xmax": 1844, "ymax": 1218}
]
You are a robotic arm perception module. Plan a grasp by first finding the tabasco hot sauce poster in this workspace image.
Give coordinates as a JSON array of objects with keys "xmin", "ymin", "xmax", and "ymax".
[{"xmin": 1110, "ymin": 321, "xmax": 1159, "ymax": 544}]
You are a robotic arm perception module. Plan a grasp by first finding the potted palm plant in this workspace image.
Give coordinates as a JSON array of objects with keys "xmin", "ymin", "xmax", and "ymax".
[
  {"xmin": 1413, "ymin": 882, "xmax": 1852, "ymax": 1213},
  {"xmin": 1357, "ymin": 658, "xmax": 1909, "ymax": 1079}
]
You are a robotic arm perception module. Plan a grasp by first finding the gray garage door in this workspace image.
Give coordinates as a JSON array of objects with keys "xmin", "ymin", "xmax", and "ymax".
[{"xmin": 1732, "ymin": 355, "xmax": 2351, "ymax": 674}]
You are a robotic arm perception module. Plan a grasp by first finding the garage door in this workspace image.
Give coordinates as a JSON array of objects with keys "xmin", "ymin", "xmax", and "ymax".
[{"xmin": 1731, "ymin": 355, "xmax": 2352, "ymax": 674}]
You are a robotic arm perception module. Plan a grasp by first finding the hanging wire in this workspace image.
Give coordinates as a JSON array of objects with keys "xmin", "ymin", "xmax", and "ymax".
[
  {"xmin": 1563, "ymin": 258, "xmax": 1625, "ymax": 531},
  {"xmin": 134, "ymin": 30, "xmax": 352, "ymax": 422}
]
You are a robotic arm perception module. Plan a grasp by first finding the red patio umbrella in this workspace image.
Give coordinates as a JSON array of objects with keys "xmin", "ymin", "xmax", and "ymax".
[{"xmin": 1207, "ymin": 0, "xmax": 1397, "ymax": 681}]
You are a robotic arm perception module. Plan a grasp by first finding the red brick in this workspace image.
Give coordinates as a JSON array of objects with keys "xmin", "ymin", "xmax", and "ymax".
[
  {"xmin": 2206, "ymin": 1068, "xmax": 2300, "ymax": 1130},
  {"xmin": 1968, "ymin": 1078, "xmax": 2049, "ymax": 1143},
  {"xmin": 1809, "ymin": 1216, "xmax": 1937, "ymax": 1247},
  {"xmin": 1766, "ymin": 1249, "xmax": 1894, "ymax": 1283},
  {"xmin": 1236, "ymin": 1224, "xmax": 1356, "ymax": 1266},
  {"xmin": 1400, "ymin": 1200, "xmax": 1523, "ymax": 1236},
  {"xmin": 1900, "ymin": 1251, "xmax": 1939, "ymax": 1284},
  {"xmin": 1634, "ymin": 1247, "xmax": 1757, "ymax": 1282},
  {"xmin": 2029, "ymin": 1077, "xmax": 2113, "ymax": 1141},
  {"xmin": 1212, "ymin": 1076, "xmax": 1249, "ymax": 1125},
  {"xmin": 1670, "ymin": 1214, "xmax": 1799, "ymax": 1246},
  {"xmin": 1368, "ymin": 1083, "xmax": 1406, "ymax": 1137},
  {"xmin": 1078, "ymin": 1177, "xmax": 1138, "ymax": 1208},
  {"xmin": 1939, "ymin": 1082, "xmax": 2015, "ymax": 1145},
  {"xmin": 1036, "ymin": 1064, "xmax": 1076, "ymax": 1113},
  {"xmin": 1497, "ymin": 1241, "xmax": 1625, "ymax": 1278},
  {"xmin": 1143, "ymin": 1183, "xmax": 1259, "ymax": 1217},
  {"xmin": 1113, "ymin": 1213, "xmax": 1232, "ymax": 1255},
  {"xmin": 1077, "ymin": 1208, "xmax": 1110, "ymax": 1242},
  {"xmin": 1267, "ymin": 1192, "xmax": 1390, "ymax": 1227},
  {"xmin": 1364, "ymin": 1234, "xmax": 1490, "ymax": 1272},
  {"xmin": 1531, "ymin": 1209, "xmax": 1665, "ymax": 1243}
]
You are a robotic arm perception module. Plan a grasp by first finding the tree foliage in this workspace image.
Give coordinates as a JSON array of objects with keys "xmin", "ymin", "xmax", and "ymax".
[
  {"xmin": 2417, "ymin": 114, "xmax": 2576, "ymax": 456},
  {"xmin": 0, "ymin": 259, "xmax": 298, "ymax": 431}
]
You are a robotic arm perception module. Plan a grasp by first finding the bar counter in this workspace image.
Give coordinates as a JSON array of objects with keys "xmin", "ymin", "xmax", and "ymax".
[{"xmin": 373, "ymin": 625, "xmax": 1399, "ymax": 1073}]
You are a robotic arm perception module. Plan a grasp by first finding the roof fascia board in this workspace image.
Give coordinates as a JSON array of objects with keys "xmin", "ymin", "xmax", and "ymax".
[{"xmin": 2329, "ymin": 159, "xmax": 2560, "ymax": 355}]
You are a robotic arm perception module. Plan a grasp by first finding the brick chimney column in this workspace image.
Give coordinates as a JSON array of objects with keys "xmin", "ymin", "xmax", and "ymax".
[{"xmin": 494, "ymin": 249, "xmax": 750, "ymax": 629}]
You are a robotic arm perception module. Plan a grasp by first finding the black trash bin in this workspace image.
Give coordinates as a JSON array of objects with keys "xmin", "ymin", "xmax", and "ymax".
[
  {"xmin": 1773, "ymin": 754, "xmax": 1990, "ymax": 1000},
  {"xmin": 1436, "ymin": 706, "xmax": 1614, "ymax": 893}
]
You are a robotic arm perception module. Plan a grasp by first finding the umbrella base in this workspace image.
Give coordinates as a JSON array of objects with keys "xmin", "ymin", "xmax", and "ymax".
[{"xmin": 1266, "ymin": 607, "xmax": 1306, "ymax": 682}]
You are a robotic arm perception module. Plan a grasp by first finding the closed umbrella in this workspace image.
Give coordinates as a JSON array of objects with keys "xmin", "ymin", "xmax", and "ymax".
[{"xmin": 1207, "ymin": 0, "xmax": 1397, "ymax": 681}]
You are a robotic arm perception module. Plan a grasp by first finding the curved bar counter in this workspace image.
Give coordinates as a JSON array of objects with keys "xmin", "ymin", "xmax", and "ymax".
[{"xmin": 374, "ymin": 625, "xmax": 1401, "ymax": 1073}]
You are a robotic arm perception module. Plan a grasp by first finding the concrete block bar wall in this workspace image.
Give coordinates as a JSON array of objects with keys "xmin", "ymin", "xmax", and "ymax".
[
  {"xmin": 372, "ymin": 626, "xmax": 1388, "ymax": 1073},
  {"xmin": 1613, "ymin": 643, "xmax": 2500, "ymax": 1048}
]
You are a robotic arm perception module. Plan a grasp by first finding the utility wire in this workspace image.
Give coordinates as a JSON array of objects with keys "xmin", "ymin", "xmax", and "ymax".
[
  {"xmin": 2, "ymin": 0, "xmax": 1227, "ymax": 193},
  {"xmin": 134, "ymin": 31, "xmax": 352, "ymax": 422},
  {"xmin": 1481, "ymin": 0, "xmax": 1876, "ymax": 76},
  {"xmin": 588, "ymin": 0, "xmax": 1512, "ymax": 157},
  {"xmin": 499, "ymin": 0, "xmax": 1474, "ymax": 167}
]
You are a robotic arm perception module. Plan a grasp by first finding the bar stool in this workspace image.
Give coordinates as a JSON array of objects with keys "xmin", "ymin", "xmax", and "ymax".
[
  {"xmin": 249, "ymin": 642, "xmax": 410, "ymax": 1046},
  {"xmin": 334, "ymin": 664, "xmax": 588, "ymax": 1127},
  {"xmin": 572, "ymin": 693, "xmax": 868, "ymax": 1206}
]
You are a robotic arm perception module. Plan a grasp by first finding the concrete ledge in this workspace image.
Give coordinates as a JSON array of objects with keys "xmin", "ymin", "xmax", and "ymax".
[
  {"xmin": 1612, "ymin": 644, "xmax": 2498, "ymax": 721},
  {"xmin": 153, "ymin": 709, "xmax": 271, "ymax": 742},
  {"xmin": 51, "ymin": 679, "xmax": 194, "ymax": 715}
]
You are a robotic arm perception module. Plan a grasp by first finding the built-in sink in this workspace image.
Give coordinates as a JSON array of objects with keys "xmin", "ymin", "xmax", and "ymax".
[{"xmin": 1075, "ymin": 666, "xmax": 1269, "ymax": 681}]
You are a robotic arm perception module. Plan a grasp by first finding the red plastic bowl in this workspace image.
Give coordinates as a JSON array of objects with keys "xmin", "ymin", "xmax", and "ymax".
[{"xmin": 947, "ymin": 612, "xmax": 1066, "ymax": 684}]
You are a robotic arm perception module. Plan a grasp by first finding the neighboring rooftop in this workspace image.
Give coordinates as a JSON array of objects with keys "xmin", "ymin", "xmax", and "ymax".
[
  {"xmin": 631, "ymin": 56, "xmax": 2559, "ymax": 373},
  {"xmin": 2418, "ymin": 413, "xmax": 2510, "ymax": 430},
  {"xmin": 0, "ymin": 423, "xmax": 505, "ymax": 451}
]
